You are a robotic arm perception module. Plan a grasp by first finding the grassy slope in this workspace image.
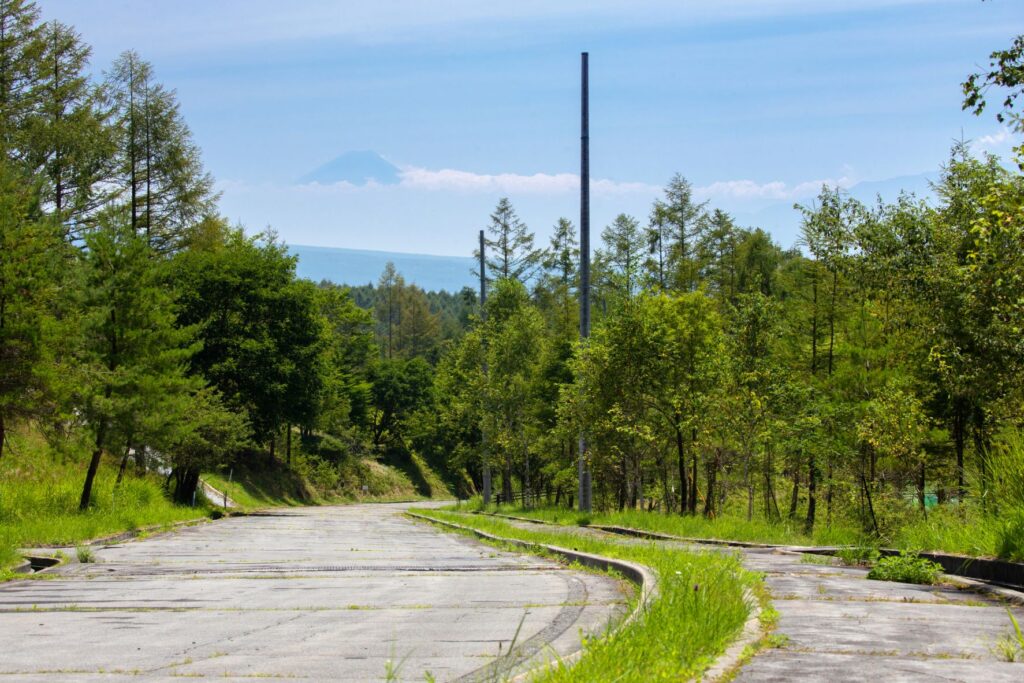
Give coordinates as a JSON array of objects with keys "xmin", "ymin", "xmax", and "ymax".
[
  {"xmin": 204, "ymin": 449, "xmax": 453, "ymax": 511},
  {"xmin": 0, "ymin": 426, "xmax": 208, "ymax": 571},
  {"xmin": 416, "ymin": 509, "xmax": 759, "ymax": 682}
]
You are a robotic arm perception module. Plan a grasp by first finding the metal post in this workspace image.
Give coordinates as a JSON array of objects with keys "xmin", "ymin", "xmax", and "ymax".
[
  {"xmin": 578, "ymin": 52, "xmax": 593, "ymax": 513},
  {"xmin": 479, "ymin": 229, "xmax": 492, "ymax": 506}
]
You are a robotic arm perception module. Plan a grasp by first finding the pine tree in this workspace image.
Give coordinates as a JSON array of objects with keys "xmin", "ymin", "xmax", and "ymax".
[
  {"xmin": 661, "ymin": 174, "xmax": 707, "ymax": 292},
  {"xmin": 476, "ymin": 197, "xmax": 539, "ymax": 286},
  {"xmin": 542, "ymin": 217, "xmax": 578, "ymax": 287},
  {"xmin": 105, "ymin": 51, "xmax": 216, "ymax": 251},
  {"xmin": 376, "ymin": 261, "xmax": 404, "ymax": 359},
  {"xmin": 74, "ymin": 211, "xmax": 199, "ymax": 509},
  {"xmin": 600, "ymin": 213, "xmax": 644, "ymax": 299},
  {"xmin": 26, "ymin": 20, "xmax": 112, "ymax": 236},
  {"xmin": 0, "ymin": 157, "xmax": 62, "ymax": 461},
  {"xmin": 0, "ymin": 0, "xmax": 43, "ymax": 160}
]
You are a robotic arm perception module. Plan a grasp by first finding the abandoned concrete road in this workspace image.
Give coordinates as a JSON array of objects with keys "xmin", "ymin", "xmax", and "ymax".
[{"xmin": 0, "ymin": 504, "xmax": 627, "ymax": 682}]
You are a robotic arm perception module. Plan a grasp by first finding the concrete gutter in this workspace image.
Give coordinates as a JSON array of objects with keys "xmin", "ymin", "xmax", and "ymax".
[{"xmin": 406, "ymin": 512, "xmax": 658, "ymax": 681}]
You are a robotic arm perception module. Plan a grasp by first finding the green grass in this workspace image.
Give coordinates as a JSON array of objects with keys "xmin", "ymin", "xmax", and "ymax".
[
  {"xmin": 203, "ymin": 436, "xmax": 453, "ymax": 511},
  {"xmin": 483, "ymin": 502, "xmax": 1024, "ymax": 561},
  {"xmin": 203, "ymin": 458, "xmax": 314, "ymax": 510},
  {"xmin": 480, "ymin": 504, "xmax": 862, "ymax": 548},
  {"xmin": 415, "ymin": 508, "xmax": 758, "ymax": 682},
  {"xmin": 0, "ymin": 426, "xmax": 209, "ymax": 571}
]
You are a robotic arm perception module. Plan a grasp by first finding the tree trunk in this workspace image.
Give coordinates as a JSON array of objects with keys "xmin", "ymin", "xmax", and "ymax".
[
  {"xmin": 675, "ymin": 424, "xmax": 688, "ymax": 515},
  {"xmin": 0, "ymin": 413, "xmax": 5, "ymax": 462},
  {"xmin": 689, "ymin": 440, "xmax": 698, "ymax": 514},
  {"xmin": 135, "ymin": 445, "xmax": 147, "ymax": 475},
  {"xmin": 861, "ymin": 472, "xmax": 880, "ymax": 536},
  {"xmin": 172, "ymin": 466, "xmax": 201, "ymax": 505},
  {"xmin": 115, "ymin": 439, "xmax": 132, "ymax": 486},
  {"xmin": 805, "ymin": 450, "xmax": 817, "ymax": 534},
  {"xmin": 703, "ymin": 448, "xmax": 718, "ymax": 518},
  {"xmin": 286, "ymin": 423, "xmax": 292, "ymax": 466},
  {"xmin": 788, "ymin": 457, "xmax": 800, "ymax": 520},
  {"xmin": 660, "ymin": 459, "xmax": 671, "ymax": 514},
  {"xmin": 953, "ymin": 399, "xmax": 966, "ymax": 500},
  {"xmin": 79, "ymin": 421, "xmax": 107, "ymax": 511},
  {"xmin": 744, "ymin": 451, "xmax": 754, "ymax": 522},
  {"xmin": 810, "ymin": 265, "xmax": 819, "ymax": 375},
  {"xmin": 502, "ymin": 453, "xmax": 512, "ymax": 505},
  {"xmin": 826, "ymin": 459, "xmax": 834, "ymax": 528},
  {"xmin": 827, "ymin": 268, "xmax": 838, "ymax": 376}
]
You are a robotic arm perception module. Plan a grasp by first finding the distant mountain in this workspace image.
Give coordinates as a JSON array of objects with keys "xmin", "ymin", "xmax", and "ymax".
[
  {"xmin": 290, "ymin": 244, "xmax": 475, "ymax": 293},
  {"xmin": 300, "ymin": 150, "xmax": 400, "ymax": 185}
]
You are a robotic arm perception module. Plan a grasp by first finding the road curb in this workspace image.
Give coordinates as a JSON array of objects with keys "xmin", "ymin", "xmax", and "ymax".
[
  {"xmin": 406, "ymin": 511, "xmax": 658, "ymax": 681},
  {"xmin": 471, "ymin": 511, "xmax": 768, "ymax": 680}
]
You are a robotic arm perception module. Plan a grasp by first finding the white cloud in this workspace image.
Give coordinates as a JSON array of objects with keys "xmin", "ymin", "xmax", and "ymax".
[
  {"xmin": 974, "ymin": 127, "xmax": 1017, "ymax": 150},
  {"xmin": 227, "ymin": 166, "xmax": 857, "ymax": 204},
  {"xmin": 399, "ymin": 166, "xmax": 661, "ymax": 195},
  {"xmin": 694, "ymin": 177, "xmax": 853, "ymax": 201}
]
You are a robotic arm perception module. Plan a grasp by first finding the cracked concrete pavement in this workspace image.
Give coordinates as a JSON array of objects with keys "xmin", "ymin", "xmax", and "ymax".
[
  {"xmin": 736, "ymin": 549, "xmax": 1024, "ymax": 682},
  {"xmin": 0, "ymin": 503, "xmax": 628, "ymax": 682},
  {"xmin": 451, "ymin": 512, "xmax": 1024, "ymax": 681}
]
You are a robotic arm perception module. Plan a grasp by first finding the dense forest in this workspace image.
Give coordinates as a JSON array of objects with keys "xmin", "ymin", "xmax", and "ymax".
[{"xmin": 2, "ymin": 0, "xmax": 1023, "ymax": 558}]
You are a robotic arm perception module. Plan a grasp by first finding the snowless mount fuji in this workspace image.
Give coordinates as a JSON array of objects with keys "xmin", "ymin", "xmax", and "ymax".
[{"xmin": 292, "ymin": 151, "xmax": 474, "ymax": 292}]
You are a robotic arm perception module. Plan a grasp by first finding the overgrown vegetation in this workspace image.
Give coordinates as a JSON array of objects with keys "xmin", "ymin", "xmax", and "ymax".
[
  {"xmin": 415, "ymin": 509, "xmax": 757, "ymax": 682},
  {"xmin": 0, "ymin": 0, "xmax": 459, "ymax": 572},
  {"xmin": 0, "ymin": 426, "xmax": 208, "ymax": 566},
  {"xmin": 866, "ymin": 552, "xmax": 944, "ymax": 585}
]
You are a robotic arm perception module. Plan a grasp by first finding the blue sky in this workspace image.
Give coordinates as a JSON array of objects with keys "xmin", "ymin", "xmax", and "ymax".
[{"xmin": 38, "ymin": 0, "xmax": 1022, "ymax": 255}]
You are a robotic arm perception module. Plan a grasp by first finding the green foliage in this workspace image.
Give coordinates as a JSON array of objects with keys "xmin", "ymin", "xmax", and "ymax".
[
  {"xmin": 0, "ymin": 158, "xmax": 64, "ymax": 461},
  {"xmin": 170, "ymin": 228, "xmax": 325, "ymax": 445},
  {"xmin": 866, "ymin": 551, "xmax": 944, "ymax": 585},
  {"xmin": 75, "ymin": 545, "xmax": 95, "ymax": 563},
  {"xmin": 0, "ymin": 425, "xmax": 207, "ymax": 570}
]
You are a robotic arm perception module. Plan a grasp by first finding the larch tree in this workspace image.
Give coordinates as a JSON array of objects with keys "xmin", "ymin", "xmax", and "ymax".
[{"xmin": 476, "ymin": 197, "xmax": 539, "ymax": 286}]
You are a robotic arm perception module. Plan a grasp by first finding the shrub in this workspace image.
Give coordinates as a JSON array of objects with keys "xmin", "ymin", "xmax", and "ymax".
[{"xmin": 866, "ymin": 551, "xmax": 943, "ymax": 584}]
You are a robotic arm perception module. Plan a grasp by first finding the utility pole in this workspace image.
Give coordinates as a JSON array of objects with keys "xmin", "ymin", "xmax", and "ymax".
[
  {"xmin": 479, "ymin": 229, "xmax": 492, "ymax": 506},
  {"xmin": 578, "ymin": 52, "xmax": 592, "ymax": 513}
]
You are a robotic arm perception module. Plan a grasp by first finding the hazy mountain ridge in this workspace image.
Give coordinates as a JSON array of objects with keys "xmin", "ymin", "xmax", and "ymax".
[{"xmin": 291, "ymin": 244, "xmax": 475, "ymax": 292}]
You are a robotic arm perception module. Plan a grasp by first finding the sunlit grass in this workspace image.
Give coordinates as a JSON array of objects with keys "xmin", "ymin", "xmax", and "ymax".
[
  {"xmin": 416, "ymin": 509, "xmax": 758, "ymax": 682},
  {"xmin": 0, "ymin": 426, "xmax": 207, "ymax": 569},
  {"xmin": 483, "ymin": 500, "xmax": 1021, "ymax": 560},
  {"xmin": 479, "ymin": 503, "xmax": 863, "ymax": 548}
]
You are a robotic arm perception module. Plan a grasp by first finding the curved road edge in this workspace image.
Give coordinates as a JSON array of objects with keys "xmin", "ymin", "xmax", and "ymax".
[{"xmin": 406, "ymin": 511, "xmax": 658, "ymax": 681}]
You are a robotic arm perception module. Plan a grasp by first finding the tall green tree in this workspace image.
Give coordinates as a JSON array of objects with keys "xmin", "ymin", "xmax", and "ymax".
[
  {"xmin": 0, "ymin": 158, "xmax": 62, "ymax": 460},
  {"xmin": 25, "ymin": 20, "xmax": 111, "ymax": 234},
  {"xmin": 105, "ymin": 51, "xmax": 216, "ymax": 251},
  {"xmin": 74, "ymin": 212, "xmax": 198, "ymax": 509},
  {"xmin": 0, "ymin": 0, "xmax": 42, "ymax": 159},
  {"xmin": 476, "ymin": 197, "xmax": 539, "ymax": 286}
]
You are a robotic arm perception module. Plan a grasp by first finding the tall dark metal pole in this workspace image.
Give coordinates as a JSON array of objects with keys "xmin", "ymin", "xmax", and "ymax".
[
  {"xmin": 578, "ymin": 52, "xmax": 592, "ymax": 513},
  {"xmin": 479, "ymin": 229, "xmax": 491, "ymax": 506}
]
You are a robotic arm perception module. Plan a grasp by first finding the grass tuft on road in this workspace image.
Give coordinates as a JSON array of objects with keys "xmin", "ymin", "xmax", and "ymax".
[{"xmin": 414, "ymin": 508, "xmax": 758, "ymax": 682}]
